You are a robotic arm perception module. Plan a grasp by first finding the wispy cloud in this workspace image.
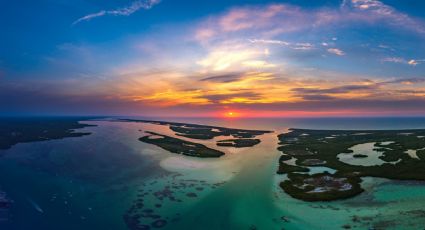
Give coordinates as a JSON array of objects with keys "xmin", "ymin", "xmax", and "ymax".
[
  {"xmin": 248, "ymin": 39, "xmax": 314, "ymax": 50},
  {"xmin": 341, "ymin": 0, "xmax": 425, "ymax": 34},
  {"xmin": 382, "ymin": 57, "xmax": 405, "ymax": 64},
  {"xmin": 196, "ymin": 0, "xmax": 425, "ymax": 46},
  {"xmin": 200, "ymin": 73, "xmax": 244, "ymax": 83},
  {"xmin": 191, "ymin": 0, "xmax": 425, "ymax": 73},
  {"xmin": 382, "ymin": 57, "xmax": 425, "ymax": 66},
  {"xmin": 73, "ymin": 0, "xmax": 160, "ymax": 25},
  {"xmin": 294, "ymin": 43, "xmax": 314, "ymax": 50},
  {"xmin": 248, "ymin": 39, "xmax": 290, "ymax": 46},
  {"xmin": 327, "ymin": 48, "xmax": 345, "ymax": 56}
]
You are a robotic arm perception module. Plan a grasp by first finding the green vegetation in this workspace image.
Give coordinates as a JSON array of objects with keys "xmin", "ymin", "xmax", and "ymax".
[
  {"xmin": 120, "ymin": 119, "xmax": 272, "ymax": 140},
  {"xmin": 170, "ymin": 125, "xmax": 219, "ymax": 139},
  {"xmin": 139, "ymin": 131, "xmax": 224, "ymax": 158},
  {"xmin": 301, "ymin": 159, "xmax": 327, "ymax": 166},
  {"xmin": 277, "ymin": 128, "xmax": 425, "ymax": 201},
  {"xmin": 0, "ymin": 117, "xmax": 94, "ymax": 150},
  {"xmin": 216, "ymin": 138, "xmax": 261, "ymax": 147},
  {"xmin": 277, "ymin": 154, "xmax": 309, "ymax": 174},
  {"xmin": 280, "ymin": 172, "xmax": 364, "ymax": 202},
  {"xmin": 279, "ymin": 154, "xmax": 293, "ymax": 161},
  {"xmin": 277, "ymin": 162, "xmax": 310, "ymax": 174}
]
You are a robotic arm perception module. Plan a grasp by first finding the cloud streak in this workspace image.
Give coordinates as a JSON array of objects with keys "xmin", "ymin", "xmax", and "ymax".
[
  {"xmin": 196, "ymin": 0, "xmax": 425, "ymax": 44},
  {"xmin": 382, "ymin": 57, "xmax": 425, "ymax": 66},
  {"xmin": 73, "ymin": 0, "xmax": 160, "ymax": 25},
  {"xmin": 341, "ymin": 0, "xmax": 425, "ymax": 34}
]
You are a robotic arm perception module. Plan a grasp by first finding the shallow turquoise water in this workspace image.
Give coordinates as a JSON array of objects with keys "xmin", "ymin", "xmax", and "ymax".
[{"xmin": 1, "ymin": 118, "xmax": 425, "ymax": 229}]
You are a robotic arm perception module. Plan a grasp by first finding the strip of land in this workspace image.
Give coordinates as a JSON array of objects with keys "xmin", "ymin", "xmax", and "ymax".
[{"xmin": 0, "ymin": 117, "xmax": 95, "ymax": 150}]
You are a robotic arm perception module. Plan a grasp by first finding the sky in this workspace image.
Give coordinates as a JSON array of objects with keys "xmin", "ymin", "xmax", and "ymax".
[{"xmin": 1, "ymin": 0, "xmax": 425, "ymax": 117}]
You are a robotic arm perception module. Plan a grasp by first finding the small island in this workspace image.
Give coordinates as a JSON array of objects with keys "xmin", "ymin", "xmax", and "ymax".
[
  {"xmin": 139, "ymin": 131, "xmax": 225, "ymax": 158},
  {"xmin": 277, "ymin": 128, "xmax": 425, "ymax": 201},
  {"xmin": 216, "ymin": 138, "xmax": 261, "ymax": 148},
  {"xmin": 280, "ymin": 172, "xmax": 363, "ymax": 201}
]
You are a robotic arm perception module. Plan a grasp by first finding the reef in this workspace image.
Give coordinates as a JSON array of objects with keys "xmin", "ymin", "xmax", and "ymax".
[
  {"xmin": 124, "ymin": 173, "xmax": 226, "ymax": 230},
  {"xmin": 277, "ymin": 128, "xmax": 425, "ymax": 201},
  {"xmin": 139, "ymin": 131, "xmax": 224, "ymax": 158}
]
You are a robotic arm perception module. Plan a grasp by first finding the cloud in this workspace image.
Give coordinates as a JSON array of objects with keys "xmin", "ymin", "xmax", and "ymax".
[
  {"xmin": 200, "ymin": 73, "xmax": 244, "ymax": 83},
  {"xmin": 294, "ymin": 43, "xmax": 315, "ymax": 50},
  {"xmin": 196, "ymin": 44, "xmax": 267, "ymax": 71},
  {"xmin": 195, "ymin": 0, "xmax": 425, "ymax": 48},
  {"xmin": 301, "ymin": 94, "xmax": 336, "ymax": 101},
  {"xmin": 248, "ymin": 39, "xmax": 290, "ymax": 46},
  {"xmin": 382, "ymin": 57, "xmax": 424, "ymax": 66},
  {"xmin": 408, "ymin": 59, "xmax": 418, "ymax": 66},
  {"xmin": 292, "ymin": 84, "xmax": 377, "ymax": 96},
  {"xmin": 382, "ymin": 57, "xmax": 405, "ymax": 64},
  {"xmin": 202, "ymin": 92, "xmax": 262, "ymax": 104},
  {"xmin": 385, "ymin": 78, "xmax": 425, "ymax": 85},
  {"xmin": 407, "ymin": 59, "xmax": 425, "ymax": 66},
  {"xmin": 73, "ymin": 0, "xmax": 160, "ymax": 25},
  {"xmin": 242, "ymin": 60, "xmax": 276, "ymax": 68},
  {"xmin": 248, "ymin": 39, "xmax": 314, "ymax": 51},
  {"xmin": 3, "ymin": 65, "xmax": 425, "ymax": 116},
  {"xmin": 341, "ymin": 0, "xmax": 425, "ymax": 34},
  {"xmin": 327, "ymin": 48, "xmax": 345, "ymax": 56}
]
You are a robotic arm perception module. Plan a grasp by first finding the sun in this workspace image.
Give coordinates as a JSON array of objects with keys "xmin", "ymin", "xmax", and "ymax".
[{"xmin": 224, "ymin": 111, "xmax": 240, "ymax": 118}]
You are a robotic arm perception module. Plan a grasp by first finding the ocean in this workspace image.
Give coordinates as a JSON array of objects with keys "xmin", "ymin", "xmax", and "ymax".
[{"xmin": 1, "ymin": 117, "xmax": 425, "ymax": 229}]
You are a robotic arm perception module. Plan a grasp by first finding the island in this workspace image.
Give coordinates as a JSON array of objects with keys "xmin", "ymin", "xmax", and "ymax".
[
  {"xmin": 120, "ymin": 119, "xmax": 272, "ymax": 140},
  {"xmin": 277, "ymin": 128, "xmax": 425, "ymax": 201},
  {"xmin": 216, "ymin": 138, "xmax": 261, "ymax": 148},
  {"xmin": 139, "ymin": 131, "xmax": 225, "ymax": 158},
  {"xmin": 0, "ymin": 117, "xmax": 95, "ymax": 150},
  {"xmin": 280, "ymin": 172, "xmax": 363, "ymax": 201},
  {"xmin": 120, "ymin": 119, "xmax": 272, "ymax": 155}
]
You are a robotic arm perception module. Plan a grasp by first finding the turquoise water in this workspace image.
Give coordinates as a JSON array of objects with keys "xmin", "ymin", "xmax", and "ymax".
[{"xmin": 1, "ymin": 118, "xmax": 425, "ymax": 229}]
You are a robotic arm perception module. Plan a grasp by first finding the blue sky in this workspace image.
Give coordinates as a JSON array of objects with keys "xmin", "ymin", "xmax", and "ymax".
[{"xmin": 1, "ymin": 0, "xmax": 425, "ymax": 116}]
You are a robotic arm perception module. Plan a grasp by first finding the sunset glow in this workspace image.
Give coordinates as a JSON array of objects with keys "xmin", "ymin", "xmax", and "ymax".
[
  {"xmin": 224, "ymin": 111, "xmax": 240, "ymax": 118},
  {"xmin": 1, "ymin": 0, "xmax": 425, "ymax": 117}
]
